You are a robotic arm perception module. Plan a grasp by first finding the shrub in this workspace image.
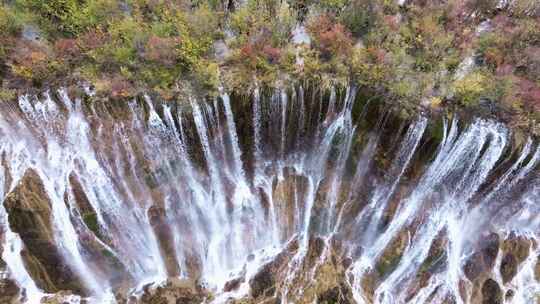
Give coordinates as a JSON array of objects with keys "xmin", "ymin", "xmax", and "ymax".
[
  {"xmin": 193, "ymin": 59, "xmax": 220, "ymax": 91},
  {"xmin": 54, "ymin": 38, "xmax": 80, "ymax": 59},
  {"xmin": 516, "ymin": 78, "xmax": 540, "ymax": 111},
  {"xmin": 508, "ymin": 0, "xmax": 540, "ymax": 17},
  {"xmin": 108, "ymin": 17, "xmax": 144, "ymax": 45},
  {"xmin": 262, "ymin": 45, "xmax": 282, "ymax": 63},
  {"xmin": 339, "ymin": 0, "xmax": 376, "ymax": 37},
  {"xmin": 78, "ymin": 28, "xmax": 109, "ymax": 51},
  {"xmin": 465, "ymin": 0, "xmax": 499, "ymax": 18},
  {"xmin": 453, "ymin": 71, "xmax": 492, "ymax": 106},
  {"xmin": 74, "ymin": 0, "xmax": 121, "ymax": 31},
  {"xmin": 0, "ymin": 5, "xmax": 22, "ymax": 36},
  {"xmin": 186, "ymin": 3, "xmax": 222, "ymax": 41},
  {"xmin": 0, "ymin": 5, "xmax": 21, "ymax": 66},
  {"xmin": 143, "ymin": 35, "xmax": 179, "ymax": 65},
  {"xmin": 318, "ymin": 0, "xmax": 349, "ymax": 14},
  {"xmin": 110, "ymin": 75, "xmax": 134, "ymax": 98},
  {"xmin": 16, "ymin": 0, "xmax": 81, "ymax": 36},
  {"xmin": 9, "ymin": 41, "xmax": 53, "ymax": 84},
  {"xmin": 307, "ymin": 14, "xmax": 353, "ymax": 60},
  {"xmin": 0, "ymin": 87, "xmax": 16, "ymax": 101}
]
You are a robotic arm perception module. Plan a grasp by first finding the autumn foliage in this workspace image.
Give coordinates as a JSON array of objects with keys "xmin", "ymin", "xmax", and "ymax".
[
  {"xmin": 307, "ymin": 14, "xmax": 353, "ymax": 59},
  {"xmin": 144, "ymin": 36, "xmax": 179, "ymax": 66}
]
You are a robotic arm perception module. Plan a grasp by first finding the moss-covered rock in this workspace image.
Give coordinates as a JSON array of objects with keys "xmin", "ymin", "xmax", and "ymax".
[
  {"xmin": 499, "ymin": 233, "xmax": 533, "ymax": 283},
  {"xmin": 67, "ymin": 173, "xmax": 132, "ymax": 290},
  {"xmin": 481, "ymin": 278, "xmax": 502, "ymax": 304},
  {"xmin": 4, "ymin": 169, "xmax": 87, "ymax": 295}
]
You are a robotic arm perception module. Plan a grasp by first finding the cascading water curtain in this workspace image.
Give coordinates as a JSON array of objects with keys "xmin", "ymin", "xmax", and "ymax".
[{"xmin": 0, "ymin": 86, "xmax": 538, "ymax": 303}]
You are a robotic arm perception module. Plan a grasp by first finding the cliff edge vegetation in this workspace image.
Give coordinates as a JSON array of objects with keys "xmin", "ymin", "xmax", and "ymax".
[{"xmin": 0, "ymin": 0, "xmax": 539, "ymax": 133}]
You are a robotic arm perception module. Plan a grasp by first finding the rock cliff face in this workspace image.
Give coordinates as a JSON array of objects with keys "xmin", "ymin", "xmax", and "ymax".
[{"xmin": 4, "ymin": 169, "xmax": 87, "ymax": 294}]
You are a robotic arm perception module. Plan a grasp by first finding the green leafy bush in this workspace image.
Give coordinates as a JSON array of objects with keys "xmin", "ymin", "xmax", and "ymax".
[
  {"xmin": 16, "ymin": 0, "xmax": 82, "ymax": 36},
  {"xmin": 453, "ymin": 71, "xmax": 495, "ymax": 106},
  {"xmin": 0, "ymin": 5, "xmax": 22, "ymax": 36}
]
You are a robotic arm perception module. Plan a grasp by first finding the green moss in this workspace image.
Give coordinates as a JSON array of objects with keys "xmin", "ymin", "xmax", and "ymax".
[
  {"xmin": 428, "ymin": 117, "xmax": 445, "ymax": 143},
  {"xmin": 375, "ymin": 253, "xmax": 402, "ymax": 278},
  {"xmin": 418, "ymin": 251, "xmax": 446, "ymax": 275},
  {"xmin": 101, "ymin": 248, "xmax": 114, "ymax": 258},
  {"xmin": 82, "ymin": 212, "xmax": 101, "ymax": 237}
]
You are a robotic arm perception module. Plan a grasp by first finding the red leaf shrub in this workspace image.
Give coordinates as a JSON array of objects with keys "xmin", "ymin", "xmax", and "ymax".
[
  {"xmin": 54, "ymin": 38, "xmax": 80, "ymax": 58},
  {"xmin": 110, "ymin": 76, "xmax": 134, "ymax": 98},
  {"xmin": 78, "ymin": 29, "xmax": 109, "ymax": 50},
  {"xmin": 143, "ymin": 35, "xmax": 179, "ymax": 66},
  {"xmin": 237, "ymin": 29, "xmax": 282, "ymax": 66},
  {"xmin": 366, "ymin": 47, "xmax": 386, "ymax": 64},
  {"xmin": 307, "ymin": 14, "xmax": 353, "ymax": 59},
  {"xmin": 9, "ymin": 40, "xmax": 50, "ymax": 69},
  {"xmin": 262, "ymin": 45, "xmax": 281, "ymax": 63},
  {"xmin": 238, "ymin": 43, "xmax": 257, "ymax": 68},
  {"xmin": 517, "ymin": 78, "xmax": 540, "ymax": 111}
]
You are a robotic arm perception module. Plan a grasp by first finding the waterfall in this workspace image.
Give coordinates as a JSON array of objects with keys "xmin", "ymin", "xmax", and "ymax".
[{"xmin": 0, "ymin": 86, "xmax": 537, "ymax": 304}]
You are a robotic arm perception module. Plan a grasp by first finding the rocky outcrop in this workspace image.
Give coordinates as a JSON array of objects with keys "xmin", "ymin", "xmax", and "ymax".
[
  {"xmin": 499, "ymin": 233, "xmax": 532, "ymax": 284},
  {"xmin": 463, "ymin": 232, "xmax": 500, "ymax": 282},
  {"xmin": 247, "ymin": 238, "xmax": 300, "ymax": 301},
  {"xmin": 460, "ymin": 232, "xmax": 537, "ymax": 303},
  {"xmin": 69, "ymin": 174, "xmax": 103, "ymax": 240},
  {"xmin": 287, "ymin": 238, "xmax": 354, "ymax": 304},
  {"xmin": 481, "ymin": 278, "xmax": 502, "ymax": 304},
  {"xmin": 271, "ymin": 169, "xmax": 310, "ymax": 242},
  {"xmin": 67, "ymin": 173, "xmax": 132, "ymax": 291},
  {"xmin": 4, "ymin": 169, "xmax": 86, "ymax": 294},
  {"xmin": 227, "ymin": 236, "xmax": 355, "ymax": 304},
  {"xmin": 357, "ymin": 228, "xmax": 411, "ymax": 302},
  {"xmin": 125, "ymin": 278, "xmax": 211, "ymax": 304},
  {"xmin": 147, "ymin": 205, "xmax": 181, "ymax": 277}
]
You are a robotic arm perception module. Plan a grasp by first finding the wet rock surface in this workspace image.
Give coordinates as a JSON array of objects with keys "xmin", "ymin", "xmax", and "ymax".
[
  {"xmin": 4, "ymin": 169, "xmax": 87, "ymax": 295},
  {"xmin": 148, "ymin": 205, "xmax": 181, "ymax": 277},
  {"xmin": 126, "ymin": 278, "xmax": 211, "ymax": 304},
  {"xmin": 464, "ymin": 233, "xmax": 500, "ymax": 283},
  {"xmin": 40, "ymin": 291, "xmax": 84, "ymax": 304},
  {"xmin": 499, "ymin": 233, "xmax": 532, "ymax": 284},
  {"xmin": 500, "ymin": 253, "xmax": 518, "ymax": 284},
  {"xmin": 228, "ymin": 236, "xmax": 356, "ymax": 304},
  {"xmin": 481, "ymin": 278, "xmax": 502, "ymax": 304}
]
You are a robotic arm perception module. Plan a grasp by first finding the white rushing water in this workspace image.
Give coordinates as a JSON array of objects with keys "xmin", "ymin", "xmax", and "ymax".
[{"xmin": 0, "ymin": 86, "xmax": 538, "ymax": 303}]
